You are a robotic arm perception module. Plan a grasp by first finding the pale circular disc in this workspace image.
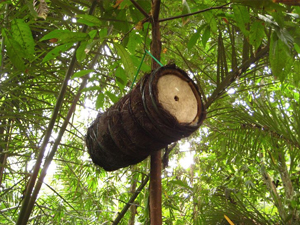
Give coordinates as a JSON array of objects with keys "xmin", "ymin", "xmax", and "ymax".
[{"xmin": 157, "ymin": 74, "xmax": 198, "ymax": 123}]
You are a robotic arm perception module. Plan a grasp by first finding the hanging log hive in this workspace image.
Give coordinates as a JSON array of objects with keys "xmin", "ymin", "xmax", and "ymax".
[{"xmin": 86, "ymin": 64, "xmax": 206, "ymax": 171}]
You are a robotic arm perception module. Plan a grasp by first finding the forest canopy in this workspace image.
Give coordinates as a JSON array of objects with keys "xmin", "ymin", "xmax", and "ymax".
[{"xmin": 0, "ymin": 0, "xmax": 300, "ymax": 224}]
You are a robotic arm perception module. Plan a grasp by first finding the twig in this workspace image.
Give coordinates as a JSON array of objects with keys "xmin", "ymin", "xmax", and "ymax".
[
  {"xmin": 159, "ymin": 3, "xmax": 230, "ymax": 22},
  {"xmin": 0, "ymin": 3, "xmax": 8, "ymax": 75},
  {"xmin": 205, "ymin": 46, "xmax": 269, "ymax": 109},
  {"xmin": 112, "ymin": 176, "xmax": 149, "ymax": 225},
  {"xmin": 130, "ymin": 0, "xmax": 149, "ymax": 18},
  {"xmin": 43, "ymin": 182, "xmax": 80, "ymax": 214}
]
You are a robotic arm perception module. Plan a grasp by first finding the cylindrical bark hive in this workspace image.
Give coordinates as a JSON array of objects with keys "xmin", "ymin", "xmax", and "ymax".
[{"xmin": 86, "ymin": 64, "xmax": 206, "ymax": 171}]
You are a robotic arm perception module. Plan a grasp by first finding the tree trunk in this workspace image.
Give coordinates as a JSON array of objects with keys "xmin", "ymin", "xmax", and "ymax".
[{"xmin": 128, "ymin": 178, "xmax": 137, "ymax": 225}]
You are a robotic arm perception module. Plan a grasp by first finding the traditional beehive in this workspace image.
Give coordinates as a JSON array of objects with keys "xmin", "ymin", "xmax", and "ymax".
[{"xmin": 86, "ymin": 64, "xmax": 206, "ymax": 171}]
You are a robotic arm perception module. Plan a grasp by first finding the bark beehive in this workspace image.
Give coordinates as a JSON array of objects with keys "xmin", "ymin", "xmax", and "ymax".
[{"xmin": 86, "ymin": 64, "xmax": 206, "ymax": 171}]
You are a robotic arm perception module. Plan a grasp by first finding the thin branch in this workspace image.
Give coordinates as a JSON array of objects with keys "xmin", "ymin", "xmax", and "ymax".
[
  {"xmin": 205, "ymin": 46, "xmax": 269, "ymax": 109},
  {"xmin": 112, "ymin": 176, "xmax": 149, "ymax": 225},
  {"xmin": 277, "ymin": 150, "xmax": 294, "ymax": 200},
  {"xmin": 261, "ymin": 164, "xmax": 286, "ymax": 220},
  {"xmin": 130, "ymin": 0, "xmax": 149, "ymax": 18},
  {"xmin": 159, "ymin": 3, "xmax": 230, "ymax": 22},
  {"xmin": 43, "ymin": 182, "xmax": 80, "ymax": 214},
  {"xmin": 0, "ymin": 206, "xmax": 19, "ymax": 213},
  {"xmin": 0, "ymin": 3, "xmax": 8, "ymax": 75}
]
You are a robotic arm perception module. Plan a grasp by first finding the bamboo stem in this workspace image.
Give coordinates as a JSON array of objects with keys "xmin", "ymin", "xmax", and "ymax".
[
  {"xmin": 16, "ymin": 1, "xmax": 99, "ymax": 224},
  {"xmin": 112, "ymin": 176, "xmax": 149, "ymax": 225}
]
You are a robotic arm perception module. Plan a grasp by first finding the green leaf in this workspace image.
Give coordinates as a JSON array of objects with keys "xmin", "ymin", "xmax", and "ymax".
[
  {"xmin": 129, "ymin": 3, "xmax": 144, "ymax": 23},
  {"xmin": 76, "ymin": 14, "xmax": 102, "ymax": 26},
  {"xmin": 115, "ymin": 67, "xmax": 127, "ymax": 90},
  {"xmin": 203, "ymin": 11, "xmax": 218, "ymax": 34},
  {"xmin": 169, "ymin": 180, "xmax": 192, "ymax": 191},
  {"xmin": 114, "ymin": 43, "xmax": 135, "ymax": 80},
  {"xmin": 41, "ymin": 29, "xmax": 88, "ymax": 44},
  {"xmin": 2, "ymin": 29, "xmax": 25, "ymax": 70},
  {"xmin": 76, "ymin": 41, "xmax": 88, "ymax": 62},
  {"xmin": 42, "ymin": 43, "xmax": 73, "ymax": 63},
  {"xmin": 11, "ymin": 19, "xmax": 35, "ymax": 60},
  {"xmin": 71, "ymin": 69, "xmax": 94, "ymax": 79},
  {"xmin": 105, "ymin": 91, "xmax": 119, "ymax": 103},
  {"xmin": 292, "ymin": 61, "xmax": 300, "ymax": 86},
  {"xmin": 233, "ymin": 5, "xmax": 250, "ymax": 36},
  {"xmin": 127, "ymin": 32, "xmax": 142, "ymax": 54},
  {"xmin": 182, "ymin": 0, "xmax": 191, "ymax": 25},
  {"xmin": 269, "ymin": 33, "xmax": 293, "ymax": 82},
  {"xmin": 295, "ymin": 43, "xmax": 300, "ymax": 54},
  {"xmin": 187, "ymin": 24, "xmax": 206, "ymax": 50},
  {"xmin": 88, "ymin": 30, "xmax": 97, "ymax": 39},
  {"xmin": 58, "ymin": 32, "xmax": 89, "ymax": 44},
  {"xmin": 40, "ymin": 30, "xmax": 71, "ymax": 41},
  {"xmin": 99, "ymin": 28, "xmax": 107, "ymax": 39},
  {"xmin": 202, "ymin": 25, "xmax": 211, "ymax": 47},
  {"xmin": 81, "ymin": 86, "xmax": 102, "ymax": 93},
  {"xmin": 274, "ymin": 27, "xmax": 294, "ymax": 49},
  {"xmin": 114, "ymin": 9, "xmax": 130, "ymax": 33},
  {"xmin": 188, "ymin": 30, "xmax": 200, "ymax": 50},
  {"xmin": 249, "ymin": 21, "xmax": 265, "ymax": 50},
  {"xmin": 231, "ymin": 0, "xmax": 279, "ymax": 9},
  {"xmin": 96, "ymin": 92, "xmax": 105, "ymax": 109}
]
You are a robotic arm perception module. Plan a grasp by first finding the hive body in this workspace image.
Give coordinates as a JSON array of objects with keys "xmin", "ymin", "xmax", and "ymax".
[{"xmin": 86, "ymin": 64, "xmax": 206, "ymax": 171}]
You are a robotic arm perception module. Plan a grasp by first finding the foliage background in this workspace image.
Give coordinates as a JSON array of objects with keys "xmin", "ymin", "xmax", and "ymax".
[{"xmin": 0, "ymin": 0, "xmax": 300, "ymax": 224}]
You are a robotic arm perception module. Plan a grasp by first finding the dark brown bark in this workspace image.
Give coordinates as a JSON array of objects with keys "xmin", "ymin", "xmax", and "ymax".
[{"xmin": 150, "ymin": 1, "xmax": 162, "ymax": 224}]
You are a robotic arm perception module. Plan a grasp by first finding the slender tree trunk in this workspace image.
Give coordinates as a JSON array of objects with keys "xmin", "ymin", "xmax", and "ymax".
[
  {"xmin": 149, "ymin": 0, "xmax": 162, "ymax": 224},
  {"xmin": 277, "ymin": 150, "xmax": 298, "ymax": 222},
  {"xmin": 16, "ymin": 2, "xmax": 99, "ymax": 224},
  {"xmin": 0, "ymin": 119, "xmax": 10, "ymax": 186},
  {"xmin": 0, "ymin": 119, "xmax": 6, "ymax": 186},
  {"xmin": 128, "ymin": 179, "xmax": 137, "ymax": 225}
]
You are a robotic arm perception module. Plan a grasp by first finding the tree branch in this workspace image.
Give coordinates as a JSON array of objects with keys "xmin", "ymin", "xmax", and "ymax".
[
  {"xmin": 159, "ymin": 3, "xmax": 230, "ymax": 23},
  {"xmin": 261, "ymin": 165, "xmax": 286, "ymax": 220},
  {"xmin": 112, "ymin": 176, "xmax": 149, "ymax": 225},
  {"xmin": 205, "ymin": 46, "xmax": 269, "ymax": 109},
  {"xmin": 43, "ymin": 182, "xmax": 79, "ymax": 214},
  {"xmin": 277, "ymin": 150, "xmax": 294, "ymax": 199},
  {"xmin": 130, "ymin": 0, "xmax": 149, "ymax": 18}
]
